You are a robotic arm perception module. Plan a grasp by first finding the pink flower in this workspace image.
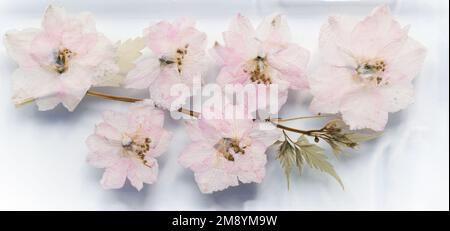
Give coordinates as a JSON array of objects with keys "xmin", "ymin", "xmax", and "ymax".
[
  {"xmin": 211, "ymin": 14, "xmax": 310, "ymax": 107},
  {"xmin": 123, "ymin": 19, "xmax": 207, "ymax": 110},
  {"xmin": 86, "ymin": 101, "xmax": 171, "ymax": 190},
  {"xmin": 309, "ymin": 5, "xmax": 426, "ymax": 131},
  {"xmin": 3, "ymin": 5, "xmax": 119, "ymax": 111},
  {"xmin": 178, "ymin": 104, "xmax": 281, "ymax": 193}
]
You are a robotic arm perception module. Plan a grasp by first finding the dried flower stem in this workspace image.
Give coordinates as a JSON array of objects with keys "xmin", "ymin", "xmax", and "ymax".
[
  {"xmin": 271, "ymin": 114, "xmax": 330, "ymax": 122},
  {"xmin": 273, "ymin": 122, "xmax": 322, "ymax": 136},
  {"xmin": 86, "ymin": 90, "xmax": 142, "ymax": 103},
  {"xmin": 15, "ymin": 90, "xmax": 323, "ymax": 129},
  {"xmin": 86, "ymin": 90, "xmax": 199, "ymax": 117}
]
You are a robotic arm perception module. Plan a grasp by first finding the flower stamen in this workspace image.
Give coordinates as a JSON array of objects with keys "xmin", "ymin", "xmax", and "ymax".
[
  {"xmin": 214, "ymin": 138, "xmax": 247, "ymax": 161},
  {"xmin": 158, "ymin": 44, "xmax": 189, "ymax": 76},
  {"xmin": 245, "ymin": 56, "xmax": 272, "ymax": 85},
  {"xmin": 53, "ymin": 47, "xmax": 75, "ymax": 74},
  {"xmin": 355, "ymin": 59, "xmax": 387, "ymax": 86},
  {"xmin": 122, "ymin": 136, "xmax": 152, "ymax": 167}
]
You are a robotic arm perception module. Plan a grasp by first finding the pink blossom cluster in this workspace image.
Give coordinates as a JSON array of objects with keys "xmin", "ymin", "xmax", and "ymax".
[{"xmin": 4, "ymin": 5, "xmax": 426, "ymax": 192}]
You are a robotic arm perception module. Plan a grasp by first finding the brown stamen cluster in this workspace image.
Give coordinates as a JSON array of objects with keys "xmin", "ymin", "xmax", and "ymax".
[
  {"xmin": 122, "ymin": 137, "xmax": 152, "ymax": 167},
  {"xmin": 175, "ymin": 45, "xmax": 188, "ymax": 74},
  {"xmin": 158, "ymin": 44, "xmax": 189, "ymax": 75},
  {"xmin": 214, "ymin": 138, "xmax": 247, "ymax": 161},
  {"xmin": 245, "ymin": 56, "xmax": 272, "ymax": 85},
  {"xmin": 54, "ymin": 48, "xmax": 75, "ymax": 74},
  {"xmin": 356, "ymin": 59, "xmax": 387, "ymax": 85}
]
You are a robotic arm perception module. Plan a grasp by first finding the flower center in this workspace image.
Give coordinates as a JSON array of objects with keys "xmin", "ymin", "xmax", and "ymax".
[
  {"xmin": 53, "ymin": 47, "xmax": 75, "ymax": 74},
  {"xmin": 158, "ymin": 44, "xmax": 189, "ymax": 75},
  {"xmin": 214, "ymin": 138, "xmax": 248, "ymax": 161},
  {"xmin": 245, "ymin": 56, "xmax": 272, "ymax": 85},
  {"xmin": 121, "ymin": 135, "xmax": 152, "ymax": 167},
  {"xmin": 355, "ymin": 59, "xmax": 386, "ymax": 85}
]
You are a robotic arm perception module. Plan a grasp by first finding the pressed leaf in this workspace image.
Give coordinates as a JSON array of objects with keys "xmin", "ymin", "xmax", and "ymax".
[
  {"xmin": 277, "ymin": 140, "xmax": 295, "ymax": 189},
  {"xmin": 324, "ymin": 138, "xmax": 343, "ymax": 155},
  {"xmin": 94, "ymin": 37, "xmax": 146, "ymax": 87},
  {"xmin": 293, "ymin": 146, "xmax": 303, "ymax": 175},
  {"xmin": 345, "ymin": 132, "xmax": 382, "ymax": 143},
  {"xmin": 272, "ymin": 140, "xmax": 283, "ymax": 147},
  {"xmin": 295, "ymin": 136, "xmax": 344, "ymax": 189},
  {"xmin": 116, "ymin": 37, "xmax": 145, "ymax": 73}
]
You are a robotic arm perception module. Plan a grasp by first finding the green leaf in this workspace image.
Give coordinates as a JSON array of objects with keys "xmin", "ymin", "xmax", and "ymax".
[
  {"xmin": 271, "ymin": 140, "xmax": 283, "ymax": 147},
  {"xmin": 293, "ymin": 146, "xmax": 303, "ymax": 175},
  {"xmin": 295, "ymin": 136, "xmax": 344, "ymax": 189},
  {"xmin": 320, "ymin": 138, "xmax": 341, "ymax": 155},
  {"xmin": 345, "ymin": 132, "xmax": 382, "ymax": 143},
  {"xmin": 277, "ymin": 140, "xmax": 295, "ymax": 189}
]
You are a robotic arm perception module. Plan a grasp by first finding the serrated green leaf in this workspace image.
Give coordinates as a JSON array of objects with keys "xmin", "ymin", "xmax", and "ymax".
[
  {"xmin": 324, "ymin": 139, "xmax": 343, "ymax": 155},
  {"xmin": 293, "ymin": 146, "xmax": 303, "ymax": 175},
  {"xmin": 295, "ymin": 136, "xmax": 344, "ymax": 189},
  {"xmin": 345, "ymin": 132, "xmax": 382, "ymax": 143},
  {"xmin": 277, "ymin": 140, "xmax": 295, "ymax": 189},
  {"xmin": 272, "ymin": 140, "xmax": 283, "ymax": 147}
]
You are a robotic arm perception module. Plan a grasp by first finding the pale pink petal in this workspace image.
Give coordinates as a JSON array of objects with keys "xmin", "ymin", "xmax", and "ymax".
[
  {"xmin": 148, "ymin": 71, "xmax": 190, "ymax": 110},
  {"xmin": 127, "ymin": 158, "xmax": 158, "ymax": 191},
  {"xmin": 72, "ymin": 34, "xmax": 115, "ymax": 67},
  {"xmin": 234, "ymin": 141, "xmax": 267, "ymax": 183},
  {"xmin": 41, "ymin": 5, "xmax": 67, "ymax": 38},
  {"xmin": 3, "ymin": 29, "xmax": 40, "ymax": 69},
  {"xmin": 266, "ymin": 44, "xmax": 310, "ymax": 89},
  {"xmin": 228, "ymin": 14, "xmax": 256, "ymax": 39},
  {"xmin": 223, "ymin": 32, "xmax": 258, "ymax": 61},
  {"xmin": 385, "ymin": 37, "xmax": 427, "ymax": 82},
  {"xmin": 33, "ymin": 65, "xmax": 90, "ymax": 111},
  {"xmin": 144, "ymin": 21, "xmax": 178, "ymax": 55},
  {"xmin": 183, "ymin": 120, "xmax": 205, "ymax": 142},
  {"xmin": 11, "ymin": 68, "xmax": 55, "ymax": 106},
  {"xmin": 59, "ymin": 65, "xmax": 92, "ymax": 111},
  {"xmin": 100, "ymin": 158, "xmax": 130, "ymax": 189},
  {"xmin": 379, "ymin": 83, "xmax": 414, "ymax": 113},
  {"xmin": 309, "ymin": 66, "xmax": 359, "ymax": 114},
  {"xmin": 256, "ymin": 14, "xmax": 291, "ymax": 44},
  {"xmin": 216, "ymin": 66, "xmax": 249, "ymax": 86},
  {"xmin": 148, "ymin": 130, "xmax": 172, "ymax": 158},
  {"xmin": 102, "ymin": 110, "xmax": 129, "ymax": 133},
  {"xmin": 194, "ymin": 168, "xmax": 239, "ymax": 193},
  {"xmin": 95, "ymin": 122, "xmax": 122, "ymax": 141},
  {"xmin": 340, "ymin": 89, "xmax": 388, "ymax": 131},
  {"xmin": 350, "ymin": 5, "xmax": 406, "ymax": 58},
  {"xmin": 180, "ymin": 44, "xmax": 207, "ymax": 79},
  {"xmin": 210, "ymin": 44, "xmax": 245, "ymax": 66},
  {"xmin": 62, "ymin": 32, "xmax": 97, "ymax": 57},
  {"xmin": 86, "ymin": 135, "xmax": 121, "ymax": 168},
  {"xmin": 248, "ymin": 124, "xmax": 281, "ymax": 147},
  {"xmin": 223, "ymin": 14, "xmax": 259, "ymax": 60},
  {"xmin": 29, "ymin": 32, "xmax": 59, "ymax": 67},
  {"xmin": 319, "ymin": 15, "xmax": 358, "ymax": 67},
  {"xmin": 178, "ymin": 142, "xmax": 216, "ymax": 170},
  {"xmin": 35, "ymin": 95, "xmax": 61, "ymax": 111},
  {"xmin": 128, "ymin": 103, "xmax": 164, "ymax": 132},
  {"xmin": 123, "ymin": 57, "xmax": 161, "ymax": 89}
]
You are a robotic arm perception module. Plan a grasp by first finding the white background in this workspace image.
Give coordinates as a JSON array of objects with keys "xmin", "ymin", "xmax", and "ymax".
[{"xmin": 0, "ymin": 0, "xmax": 448, "ymax": 210}]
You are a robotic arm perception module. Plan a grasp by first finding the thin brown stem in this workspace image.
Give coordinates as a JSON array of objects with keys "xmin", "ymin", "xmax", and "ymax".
[
  {"xmin": 271, "ymin": 114, "xmax": 330, "ymax": 122},
  {"xmin": 272, "ymin": 122, "xmax": 323, "ymax": 137},
  {"xmin": 86, "ymin": 90, "xmax": 142, "ymax": 103},
  {"xmin": 177, "ymin": 107, "xmax": 199, "ymax": 118},
  {"xmin": 86, "ymin": 90, "xmax": 199, "ymax": 118}
]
